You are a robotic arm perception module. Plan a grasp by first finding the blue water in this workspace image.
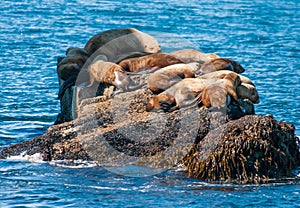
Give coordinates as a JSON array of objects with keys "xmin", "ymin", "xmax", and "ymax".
[{"xmin": 0, "ymin": 0, "xmax": 300, "ymax": 207}]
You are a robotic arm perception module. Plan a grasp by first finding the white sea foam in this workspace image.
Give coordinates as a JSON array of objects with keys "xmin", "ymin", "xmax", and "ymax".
[
  {"xmin": 6, "ymin": 151, "xmax": 44, "ymax": 163},
  {"xmin": 49, "ymin": 159, "xmax": 99, "ymax": 168}
]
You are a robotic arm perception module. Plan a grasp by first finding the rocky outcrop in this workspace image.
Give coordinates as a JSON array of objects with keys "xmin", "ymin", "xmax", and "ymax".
[{"xmin": 0, "ymin": 86, "xmax": 299, "ymax": 183}]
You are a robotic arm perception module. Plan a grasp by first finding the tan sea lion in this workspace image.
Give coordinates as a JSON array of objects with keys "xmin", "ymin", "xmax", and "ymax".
[
  {"xmin": 118, "ymin": 53, "xmax": 183, "ymax": 73},
  {"xmin": 198, "ymin": 70, "xmax": 259, "ymax": 105},
  {"xmin": 197, "ymin": 70, "xmax": 255, "ymax": 85},
  {"xmin": 201, "ymin": 72, "xmax": 241, "ymax": 108},
  {"xmin": 146, "ymin": 78, "xmax": 210, "ymax": 112},
  {"xmin": 87, "ymin": 60, "xmax": 141, "ymax": 95},
  {"xmin": 147, "ymin": 62, "xmax": 201, "ymax": 94},
  {"xmin": 199, "ymin": 58, "xmax": 245, "ymax": 74},
  {"xmin": 84, "ymin": 28, "xmax": 161, "ymax": 62},
  {"xmin": 169, "ymin": 49, "xmax": 220, "ymax": 63}
]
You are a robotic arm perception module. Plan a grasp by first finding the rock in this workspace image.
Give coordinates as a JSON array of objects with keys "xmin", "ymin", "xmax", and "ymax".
[
  {"xmin": 183, "ymin": 114, "xmax": 300, "ymax": 183},
  {"xmin": 0, "ymin": 86, "xmax": 299, "ymax": 184}
]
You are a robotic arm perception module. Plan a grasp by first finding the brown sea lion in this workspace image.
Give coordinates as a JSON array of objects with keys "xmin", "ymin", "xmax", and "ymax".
[
  {"xmin": 197, "ymin": 70, "xmax": 255, "ymax": 85},
  {"xmin": 84, "ymin": 28, "xmax": 161, "ymax": 61},
  {"xmin": 87, "ymin": 60, "xmax": 142, "ymax": 95},
  {"xmin": 201, "ymin": 72, "xmax": 241, "ymax": 108},
  {"xmin": 146, "ymin": 78, "xmax": 210, "ymax": 112},
  {"xmin": 169, "ymin": 49, "xmax": 220, "ymax": 63},
  {"xmin": 147, "ymin": 62, "xmax": 200, "ymax": 94},
  {"xmin": 118, "ymin": 53, "xmax": 183, "ymax": 73},
  {"xmin": 199, "ymin": 58, "xmax": 245, "ymax": 74},
  {"xmin": 236, "ymin": 83, "xmax": 260, "ymax": 104},
  {"xmin": 197, "ymin": 70, "xmax": 259, "ymax": 103}
]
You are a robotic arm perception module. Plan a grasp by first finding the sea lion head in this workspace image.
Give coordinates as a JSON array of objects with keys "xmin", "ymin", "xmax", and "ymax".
[
  {"xmin": 237, "ymin": 84, "xmax": 260, "ymax": 104},
  {"xmin": 230, "ymin": 60, "xmax": 245, "ymax": 74}
]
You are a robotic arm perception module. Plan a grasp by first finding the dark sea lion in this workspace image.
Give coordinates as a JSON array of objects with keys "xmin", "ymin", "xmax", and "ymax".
[
  {"xmin": 66, "ymin": 47, "xmax": 89, "ymax": 58},
  {"xmin": 169, "ymin": 49, "xmax": 220, "ymax": 63},
  {"xmin": 87, "ymin": 60, "xmax": 142, "ymax": 95},
  {"xmin": 199, "ymin": 58, "xmax": 245, "ymax": 74},
  {"xmin": 57, "ymin": 48, "xmax": 89, "ymax": 81},
  {"xmin": 147, "ymin": 62, "xmax": 200, "ymax": 94},
  {"xmin": 84, "ymin": 28, "xmax": 161, "ymax": 61},
  {"xmin": 118, "ymin": 53, "xmax": 183, "ymax": 73}
]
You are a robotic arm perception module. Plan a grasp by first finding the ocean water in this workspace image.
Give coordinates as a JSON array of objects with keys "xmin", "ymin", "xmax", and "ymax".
[{"xmin": 0, "ymin": 0, "xmax": 299, "ymax": 207}]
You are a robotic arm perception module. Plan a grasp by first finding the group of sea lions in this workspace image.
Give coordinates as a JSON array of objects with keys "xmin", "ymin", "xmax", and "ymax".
[{"xmin": 56, "ymin": 28, "xmax": 259, "ymax": 117}]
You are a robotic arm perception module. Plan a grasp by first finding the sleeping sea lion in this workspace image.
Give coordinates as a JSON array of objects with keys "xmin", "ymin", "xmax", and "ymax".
[
  {"xmin": 118, "ymin": 53, "xmax": 183, "ymax": 73},
  {"xmin": 169, "ymin": 49, "xmax": 220, "ymax": 63},
  {"xmin": 201, "ymin": 72, "xmax": 241, "ymax": 108},
  {"xmin": 199, "ymin": 58, "xmax": 245, "ymax": 74},
  {"xmin": 147, "ymin": 62, "xmax": 200, "ymax": 94},
  {"xmin": 84, "ymin": 28, "xmax": 161, "ymax": 61},
  {"xmin": 146, "ymin": 78, "xmax": 209, "ymax": 112},
  {"xmin": 197, "ymin": 70, "xmax": 259, "ymax": 103}
]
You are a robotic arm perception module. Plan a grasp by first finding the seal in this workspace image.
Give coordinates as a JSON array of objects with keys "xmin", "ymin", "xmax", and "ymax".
[
  {"xmin": 169, "ymin": 49, "xmax": 220, "ymax": 63},
  {"xmin": 147, "ymin": 62, "xmax": 200, "ymax": 94},
  {"xmin": 201, "ymin": 72, "xmax": 241, "ymax": 109},
  {"xmin": 57, "ymin": 47, "xmax": 89, "ymax": 81},
  {"xmin": 146, "ymin": 78, "xmax": 210, "ymax": 112},
  {"xmin": 118, "ymin": 53, "xmax": 183, "ymax": 73},
  {"xmin": 87, "ymin": 60, "xmax": 142, "ymax": 96},
  {"xmin": 66, "ymin": 47, "xmax": 89, "ymax": 58},
  {"xmin": 84, "ymin": 28, "xmax": 161, "ymax": 61},
  {"xmin": 198, "ymin": 58, "xmax": 245, "ymax": 74},
  {"xmin": 196, "ymin": 70, "xmax": 259, "ymax": 103},
  {"xmin": 197, "ymin": 70, "xmax": 255, "ymax": 85},
  {"xmin": 236, "ymin": 83, "xmax": 260, "ymax": 104}
]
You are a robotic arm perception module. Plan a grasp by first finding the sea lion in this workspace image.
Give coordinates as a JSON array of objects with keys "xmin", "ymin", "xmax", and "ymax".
[
  {"xmin": 84, "ymin": 28, "xmax": 161, "ymax": 61},
  {"xmin": 199, "ymin": 58, "xmax": 245, "ymax": 74},
  {"xmin": 236, "ymin": 83, "xmax": 260, "ymax": 104},
  {"xmin": 147, "ymin": 62, "xmax": 200, "ymax": 94},
  {"xmin": 201, "ymin": 72, "xmax": 241, "ymax": 108},
  {"xmin": 169, "ymin": 49, "xmax": 220, "ymax": 63},
  {"xmin": 87, "ymin": 60, "xmax": 142, "ymax": 95},
  {"xmin": 146, "ymin": 78, "xmax": 209, "ymax": 112},
  {"xmin": 57, "ymin": 48, "xmax": 89, "ymax": 81},
  {"xmin": 66, "ymin": 47, "xmax": 89, "ymax": 58},
  {"xmin": 118, "ymin": 53, "xmax": 183, "ymax": 73},
  {"xmin": 197, "ymin": 70, "xmax": 255, "ymax": 85}
]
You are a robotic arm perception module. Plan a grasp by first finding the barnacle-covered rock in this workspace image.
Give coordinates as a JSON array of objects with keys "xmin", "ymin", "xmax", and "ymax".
[{"xmin": 183, "ymin": 114, "xmax": 300, "ymax": 183}]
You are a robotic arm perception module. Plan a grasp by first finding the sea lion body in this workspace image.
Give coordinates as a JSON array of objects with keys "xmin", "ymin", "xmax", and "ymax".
[
  {"xmin": 201, "ymin": 72, "xmax": 241, "ymax": 108},
  {"xmin": 84, "ymin": 28, "xmax": 161, "ymax": 62},
  {"xmin": 199, "ymin": 58, "xmax": 245, "ymax": 74},
  {"xmin": 146, "ymin": 78, "xmax": 209, "ymax": 112},
  {"xmin": 148, "ymin": 62, "xmax": 201, "ymax": 94},
  {"xmin": 169, "ymin": 49, "xmax": 220, "ymax": 63},
  {"xmin": 197, "ymin": 70, "xmax": 259, "ymax": 103},
  {"xmin": 118, "ymin": 53, "xmax": 183, "ymax": 72},
  {"xmin": 87, "ymin": 60, "xmax": 140, "ymax": 94}
]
